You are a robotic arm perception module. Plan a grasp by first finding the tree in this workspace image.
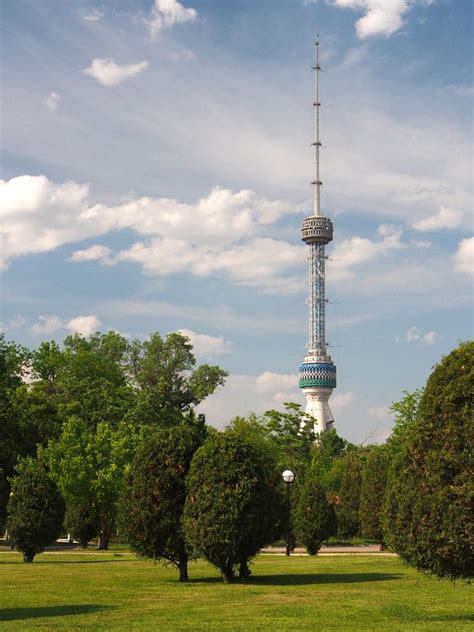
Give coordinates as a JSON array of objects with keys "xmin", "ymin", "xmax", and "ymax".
[
  {"xmin": 47, "ymin": 418, "xmax": 142, "ymax": 549},
  {"xmin": 295, "ymin": 471, "xmax": 337, "ymax": 555},
  {"xmin": 383, "ymin": 342, "xmax": 474, "ymax": 580},
  {"xmin": 359, "ymin": 445, "xmax": 390, "ymax": 545},
  {"xmin": 336, "ymin": 449, "xmax": 367, "ymax": 538},
  {"xmin": 261, "ymin": 403, "xmax": 316, "ymax": 477},
  {"xmin": 311, "ymin": 429, "xmax": 354, "ymax": 481},
  {"xmin": 64, "ymin": 502, "xmax": 97, "ymax": 548},
  {"xmin": 119, "ymin": 423, "xmax": 203, "ymax": 581},
  {"xmin": 184, "ymin": 431, "xmax": 282, "ymax": 582},
  {"xmin": 0, "ymin": 335, "xmax": 31, "ymax": 528},
  {"xmin": 50, "ymin": 332, "xmax": 135, "ymax": 430},
  {"xmin": 125, "ymin": 333, "xmax": 227, "ymax": 427},
  {"xmin": 6, "ymin": 456, "xmax": 65, "ymax": 562}
]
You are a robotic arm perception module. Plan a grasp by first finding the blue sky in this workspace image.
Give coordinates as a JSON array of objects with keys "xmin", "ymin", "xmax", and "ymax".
[{"xmin": 1, "ymin": 0, "xmax": 473, "ymax": 443}]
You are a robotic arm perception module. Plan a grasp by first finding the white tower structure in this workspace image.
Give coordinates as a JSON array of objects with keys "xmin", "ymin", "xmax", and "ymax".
[{"xmin": 299, "ymin": 37, "xmax": 337, "ymax": 434}]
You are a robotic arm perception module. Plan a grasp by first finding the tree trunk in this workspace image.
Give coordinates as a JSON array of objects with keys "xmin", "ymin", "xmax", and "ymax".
[
  {"xmin": 239, "ymin": 560, "xmax": 251, "ymax": 580},
  {"xmin": 23, "ymin": 551, "xmax": 35, "ymax": 563},
  {"xmin": 178, "ymin": 551, "xmax": 189, "ymax": 582},
  {"xmin": 97, "ymin": 518, "xmax": 111, "ymax": 550},
  {"xmin": 222, "ymin": 562, "xmax": 234, "ymax": 583}
]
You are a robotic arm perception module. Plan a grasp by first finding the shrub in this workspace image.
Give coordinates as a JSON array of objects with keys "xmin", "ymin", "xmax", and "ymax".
[
  {"xmin": 295, "ymin": 473, "xmax": 337, "ymax": 555},
  {"xmin": 383, "ymin": 342, "xmax": 474, "ymax": 579},
  {"xmin": 184, "ymin": 431, "xmax": 282, "ymax": 582},
  {"xmin": 7, "ymin": 456, "xmax": 65, "ymax": 562},
  {"xmin": 65, "ymin": 502, "xmax": 97, "ymax": 548},
  {"xmin": 119, "ymin": 425, "xmax": 202, "ymax": 581},
  {"xmin": 359, "ymin": 445, "xmax": 390, "ymax": 545}
]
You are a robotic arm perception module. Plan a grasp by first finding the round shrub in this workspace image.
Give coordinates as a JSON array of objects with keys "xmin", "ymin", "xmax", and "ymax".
[{"xmin": 184, "ymin": 431, "xmax": 281, "ymax": 582}]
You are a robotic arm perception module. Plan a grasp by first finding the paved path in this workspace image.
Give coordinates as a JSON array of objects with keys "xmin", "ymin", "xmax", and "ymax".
[{"xmin": 261, "ymin": 545, "xmax": 395, "ymax": 556}]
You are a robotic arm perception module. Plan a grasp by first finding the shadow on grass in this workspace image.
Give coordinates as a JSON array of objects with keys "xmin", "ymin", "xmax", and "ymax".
[
  {"xmin": 188, "ymin": 572, "xmax": 403, "ymax": 585},
  {"xmin": 0, "ymin": 605, "xmax": 112, "ymax": 622},
  {"xmin": 31, "ymin": 558, "xmax": 137, "ymax": 564}
]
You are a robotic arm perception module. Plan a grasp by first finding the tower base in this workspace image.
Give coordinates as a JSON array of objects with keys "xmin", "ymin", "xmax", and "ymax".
[{"xmin": 301, "ymin": 387, "xmax": 334, "ymax": 435}]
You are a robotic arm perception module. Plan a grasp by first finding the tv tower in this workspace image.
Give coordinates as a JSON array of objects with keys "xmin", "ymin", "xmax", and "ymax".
[{"xmin": 299, "ymin": 37, "xmax": 337, "ymax": 434}]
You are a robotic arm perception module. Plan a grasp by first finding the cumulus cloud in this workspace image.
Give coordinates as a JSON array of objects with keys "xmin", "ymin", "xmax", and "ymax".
[
  {"xmin": 70, "ymin": 244, "xmax": 113, "ymax": 263},
  {"xmin": 145, "ymin": 0, "xmax": 198, "ymax": 39},
  {"xmin": 411, "ymin": 206, "xmax": 463, "ymax": 231},
  {"xmin": 399, "ymin": 326, "xmax": 438, "ymax": 345},
  {"xmin": 453, "ymin": 237, "xmax": 474, "ymax": 276},
  {"xmin": 83, "ymin": 58, "xmax": 149, "ymax": 86},
  {"xmin": 332, "ymin": 0, "xmax": 433, "ymax": 39},
  {"xmin": 67, "ymin": 315, "xmax": 101, "ymax": 336},
  {"xmin": 31, "ymin": 315, "xmax": 64, "ymax": 335},
  {"xmin": 43, "ymin": 92, "xmax": 61, "ymax": 111},
  {"xmin": 31, "ymin": 314, "xmax": 101, "ymax": 337},
  {"xmin": 0, "ymin": 175, "xmax": 302, "ymax": 293},
  {"xmin": 177, "ymin": 328, "xmax": 232, "ymax": 357},
  {"xmin": 328, "ymin": 224, "xmax": 405, "ymax": 280}
]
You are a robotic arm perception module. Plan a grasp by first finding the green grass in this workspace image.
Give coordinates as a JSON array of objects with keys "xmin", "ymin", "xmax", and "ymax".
[{"xmin": 0, "ymin": 550, "xmax": 472, "ymax": 631}]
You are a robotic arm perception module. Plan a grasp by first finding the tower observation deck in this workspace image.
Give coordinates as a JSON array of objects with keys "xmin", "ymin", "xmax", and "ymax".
[{"xmin": 299, "ymin": 37, "xmax": 336, "ymax": 434}]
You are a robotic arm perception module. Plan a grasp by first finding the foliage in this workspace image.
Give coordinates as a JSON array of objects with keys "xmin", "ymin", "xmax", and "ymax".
[
  {"xmin": 387, "ymin": 388, "xmax": 423, "ymax": 450},
  {"xmin": 184, "ymin": 430, "xmax": 282, "ymax": 582},
  {"xmin": 294, "ymin": 470, "xmax": 337, "ymax": 555},
  {"xmin": 6, "ymin": 456, "xmax": 65, "ymax": 562},
  {"xmin": 0, "ymin": 335, "xmax": 32, "ymax": 528},
  {"xmin": 383, "ymin": 342, "xmax": 474, "ymax": 580},
  {"xmin": 336, "ymin": 449, "xmax": 368, "ymax": 538},
  {"xmin": 311, "ymin": 429, "xmax": 354, "ymax": 481},
  {"xmin": 64, "ymin": 502, "xmax": 97, "ymax": 548},
  {"xmin": 48, "ymin": 332, "xmax": 134, "ymax": 430},
  {"xmin": 359, "ymin": 445, "xmax": 390, "ymax": 544},
  {"xmin": 47, "ymin": 418, "xmax": 143, "ymax": 549},
  {"xmin": 125, "ymin": 332, "xmax": 227, "ymax": 427},
  {"xmin": 119, "ymin": 424, "xmax": 203, "ymax": 581},
  {"xmin": 261, "ymin": 403, "xmax": 316, "ymax": 477}
]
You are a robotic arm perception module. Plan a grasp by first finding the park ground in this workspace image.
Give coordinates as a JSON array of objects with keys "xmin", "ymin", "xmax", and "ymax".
[{"xmin": 0, "ymin": 549, "xmax": 472, "ymax": 631}]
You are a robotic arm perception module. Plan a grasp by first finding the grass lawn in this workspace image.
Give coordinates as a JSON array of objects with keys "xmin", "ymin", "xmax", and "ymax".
[{"xmin": 0, "ymin": 550, "xmax": 472, "ymax": 631}]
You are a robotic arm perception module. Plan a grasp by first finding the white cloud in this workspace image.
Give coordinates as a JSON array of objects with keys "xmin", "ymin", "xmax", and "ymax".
[
  {"xmin": 198, "ymin": 372, "xmax": 302, "ymax": 427},
  {"xmin": 400, "ymin": 325, "xmax": 438, "ymax": 345},
  {"xmin": 80, "ymin": 8, "xmax": 104, "ymax": 22},
  {"xmin": 422, "ymin": 331, "xmax": 438, "ymax": 345},
  {"xmin": 328, "ymin": 224, "xmax": 405, "ymax": 280},
  {"xmin": 368, "ymin": 404, "xmax": 390, "ymax": 421},
  {"xmin": 332, "ymin": 0, "xmax": 433, "ymax": 39},
  {"xmin": 145, "ymin": 0, "xmax": 198, "ymax": 39},
  {"xmin": 177, "ymin": 328, "xmax": 232, "ymax": 357},
  {"xmin": 255, "ymin": 371, "xmax": 298, "ymax": 394},
  {"xmin": 331, "ymin": 391, "xmax": 358, "ymax": 411},
  {"xmin": 411, "ymin": 206, "xmax": 463, "ymax": 231},
  {"xmin": 31, "ymin": 315, "xmax": 63, "ymax": 335},
  {"xmin": 0, "ymin": 175, "xmax": 302, "ymax": 293},
  {"xmin": 43, "ymin": 92, "xmax": 61, "ymax": 111},
  {"xmin": 67, "ymin": 315, "xmax": 101, "ymax": 336},
  {"xmin": 2, "ymin": 315, "xmax": 27, "ymax": 331},
  {"xmin": 83, "ymin": 58, "xmax": 149, "ymax": 86},
  {"xmin": 453, "ymin": 237, "xmax": 474, "ymax": 276},
  {"xmin": 70, "ymin": 244, "xmax": 113, "ymax": 263}
]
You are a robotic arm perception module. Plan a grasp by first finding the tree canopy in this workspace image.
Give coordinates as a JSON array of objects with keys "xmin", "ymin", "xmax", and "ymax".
[{"xmin": 383, "ymin": 342, "xmax": 474, "ymax": 579}]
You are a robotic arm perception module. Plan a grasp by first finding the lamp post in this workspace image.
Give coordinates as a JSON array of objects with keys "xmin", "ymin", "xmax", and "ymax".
[{"xmin": 282, "ymin": 470, "xmax": 295, "ymax": 556}]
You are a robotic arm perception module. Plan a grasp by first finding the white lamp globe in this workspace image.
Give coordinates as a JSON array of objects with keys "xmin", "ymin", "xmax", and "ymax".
[{"xmin": 282, "ymin": 470, "xmax": 295, "ymax": 484}]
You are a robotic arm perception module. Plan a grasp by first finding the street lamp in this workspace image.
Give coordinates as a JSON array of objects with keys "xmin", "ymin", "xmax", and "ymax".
[{"xmin": 282, "ymin": 469, "xmax": 295, "ymax": 556}]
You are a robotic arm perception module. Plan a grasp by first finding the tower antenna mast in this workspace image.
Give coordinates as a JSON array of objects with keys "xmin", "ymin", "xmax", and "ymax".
[{"xmin": 313, "ymin": 35, "xmax": 322, "ymax": 217}]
